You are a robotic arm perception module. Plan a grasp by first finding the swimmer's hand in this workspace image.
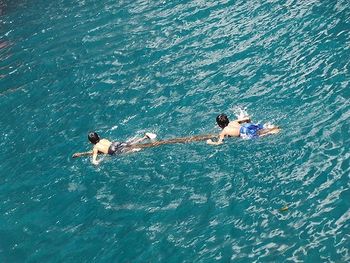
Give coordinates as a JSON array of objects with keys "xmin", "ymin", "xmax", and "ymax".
[
  {"xmin": 206, "ymin": 139, "xmax": 223, "ymax": 145},
  {"xmin": 92, "ymin": 159, "xmax": 100, "ymax": 166}
]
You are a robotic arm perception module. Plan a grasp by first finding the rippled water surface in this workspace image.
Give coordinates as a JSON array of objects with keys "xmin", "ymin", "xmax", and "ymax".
[{"xmin": 1, "ymin": 0, "xmax": 349, "ymax": 262}]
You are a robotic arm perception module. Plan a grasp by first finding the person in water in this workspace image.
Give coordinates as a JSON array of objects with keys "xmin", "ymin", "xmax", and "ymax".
[
  {"xmin": 206, "ymin": 113, "xmax": 280, "ymax": 145},
  {"xmin": 88, "ymin": 132, "xmax": 156, "ymax": 165}
]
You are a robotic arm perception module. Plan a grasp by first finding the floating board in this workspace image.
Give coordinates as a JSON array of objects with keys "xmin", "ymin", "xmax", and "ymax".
[{"xmin": 72, "ymin": 134, "xmax": 217, "ymax": 158}]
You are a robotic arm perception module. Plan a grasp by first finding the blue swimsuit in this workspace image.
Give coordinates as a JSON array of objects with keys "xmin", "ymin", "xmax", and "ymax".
[{"xmin": 240, "ymin": 123, "xmax": 264, "ymax": 138}]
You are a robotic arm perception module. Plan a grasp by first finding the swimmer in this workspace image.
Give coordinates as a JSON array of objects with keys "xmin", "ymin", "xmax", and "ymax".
[
  {"xmin": 88, "ymin": 132, "xmax": 156, "ymax": 165},
  {"xmin": 206, "ymin": 113, "xmax": 280, "ymax": 145}
]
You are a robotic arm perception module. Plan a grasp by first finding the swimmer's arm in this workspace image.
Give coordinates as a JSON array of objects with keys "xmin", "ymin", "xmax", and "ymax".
[
  {"xmin": 236, "ymin": 116, "xmax": 251, "ymax": 124},
  {"xmin": 92, "ymin": 147, "xmax": 100, "ymax": 166},
  {"xmin": 207, "ymin": 132, "xmax": 225, "ymax": 145}
]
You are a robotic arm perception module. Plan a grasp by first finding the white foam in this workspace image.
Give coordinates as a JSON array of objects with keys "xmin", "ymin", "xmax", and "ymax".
[{"xmin": 232, "ymin": 106, "xmax": 250, "ymax": 119}]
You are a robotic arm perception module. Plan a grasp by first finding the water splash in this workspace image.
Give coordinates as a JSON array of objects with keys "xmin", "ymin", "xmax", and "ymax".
[{"xmin": 232, "ymin": 106, "xmax": 250, "ymax": 119}]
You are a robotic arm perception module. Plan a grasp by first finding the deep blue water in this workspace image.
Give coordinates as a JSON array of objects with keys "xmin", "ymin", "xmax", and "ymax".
[{"xmin": 0, "ymin": 0, "xmax": 349, "ymax": 262}]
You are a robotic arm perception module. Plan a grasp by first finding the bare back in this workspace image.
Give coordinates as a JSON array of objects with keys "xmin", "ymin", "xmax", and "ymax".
[
  {"xmin": 222, "ymin": 121, "xmax": 241, "ymax": 137},
  {"xmin": 93, "ymin": 139, "xmax": 112, "ymax": 154}
]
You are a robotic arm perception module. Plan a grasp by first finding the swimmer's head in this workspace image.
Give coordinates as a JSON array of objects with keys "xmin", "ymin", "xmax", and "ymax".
[
  {"xmin": 216, "ymin": 114, "xmax": 229, "ymax": 129},
  {"xmin": 88, "ymin": 132, "xmax": 100, "ymax": 144}
]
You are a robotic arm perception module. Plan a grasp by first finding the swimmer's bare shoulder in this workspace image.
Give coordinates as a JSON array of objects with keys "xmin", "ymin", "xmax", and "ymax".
[
  {"xmin": 100, "ymin": 138, "xmax": 111, "ymax": 144},
  {"xmin": 94, "ymin": 139, "xmax": 112, "ymax": 154},
  {"xmin": 224, "ymin": 121, "xmax": 241, "ymax": 137}
]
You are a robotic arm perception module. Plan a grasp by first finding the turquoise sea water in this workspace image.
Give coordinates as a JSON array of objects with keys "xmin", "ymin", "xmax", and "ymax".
[{"xmin": 1, "ymin": 0, "xmax": 349, "ymax": 262}]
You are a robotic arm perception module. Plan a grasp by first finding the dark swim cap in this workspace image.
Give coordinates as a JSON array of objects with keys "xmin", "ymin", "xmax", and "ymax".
[
  {"xmin": 88, "ymin": 132, "xmax": 100, "ymax": 144},
  {"xmin": 216, "ymin": 114, "xmax": 229, "ymax": 128}
]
